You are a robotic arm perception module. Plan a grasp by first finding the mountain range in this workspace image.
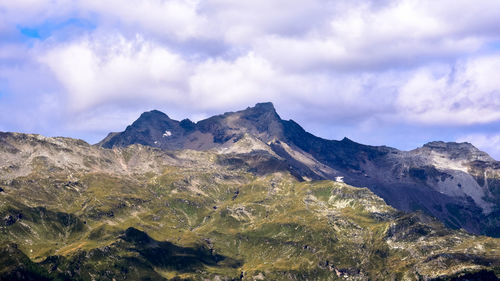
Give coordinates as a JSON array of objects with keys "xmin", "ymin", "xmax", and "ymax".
[
  {"xmin": 100, "ymin": 102, "xmax": 499, "ymax": 236},
  {"xmin": 0, "ymin": 102, "xmax": 499, "ymax": 280}
]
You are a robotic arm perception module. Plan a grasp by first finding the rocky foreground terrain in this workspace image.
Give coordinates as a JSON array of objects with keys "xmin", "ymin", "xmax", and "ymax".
[{"xmin": 0, "ymin": 103, "xmax": 499, "ymax": 280}]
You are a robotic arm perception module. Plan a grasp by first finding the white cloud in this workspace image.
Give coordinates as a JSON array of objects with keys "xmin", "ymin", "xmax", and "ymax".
[
  {"xmin": 81, "ymin": 0, "xmax": 205, "ymax": 40},
  {"xmin": 2, "ymin": 0, "xmax": 500, "ymax": 156},
  {"xmin": 0, "ymin": 43, "xmax": 30, "ymax": 61},
  {"xmin": 40, "ymin": 34, "xmax": 189, "ymax": 111},
  {"xmin": 2, "ymin": 0, "xmax": 500, "ymax": 71},
  {"xmin": 397, "ymin": 55, "xmax": 500, "ymax": 125},
  {"xmin": 198, "ymin": 0, "xmax": 334, "ymax": 44},
  {"xmin": 253, "ymin": 0, "xmax": 492, "ymax": 72},
  {"xmin": 36, "ymin": 32, "xmax": 400, "ymax": 125},
  {"xmin": 187, "ymin": 51, "xmax": 400, "ymax": 118},
  {"xmin": 189, "ymin": 53, "xmax": 277, "ymax": 110},
  {"xmin": 0, "ymin": 0, "xmax": 74, "ymax": 26}
]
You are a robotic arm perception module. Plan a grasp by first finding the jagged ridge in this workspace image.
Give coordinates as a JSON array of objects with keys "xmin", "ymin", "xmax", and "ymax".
[{"xmin": 98, "ymin": 103, "xmax": 500, "ymax": 237}]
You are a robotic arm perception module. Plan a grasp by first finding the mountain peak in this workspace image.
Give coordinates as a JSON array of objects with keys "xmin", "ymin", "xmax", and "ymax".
[
  {"xmin": 98, "ymin": 109, "xmax": 180, "ymax": 149},
  {"xmin": 137, "ymin": 109, "xmax": 170, "ymax": 120},
  {"xmin": 253, "ymin": 102, "xmax": 276, "ymax": 111},
  {"xmin": 242, "ymin": 102, "xmax": 280, "ymax": 120},
  {"xmin": 421, "ymin": 141, "xmax": 494, "ymax": 161},
  {"xmin": 242, "ymin": 102, "xmax": 279, "ymax": 118},
  {"xmin": 130, "ymin": 109, "xmax": 175, "ymax": 128},
  {"xmin": 423, "ymin": 141, "xmax": 477, "ymax": 152}
]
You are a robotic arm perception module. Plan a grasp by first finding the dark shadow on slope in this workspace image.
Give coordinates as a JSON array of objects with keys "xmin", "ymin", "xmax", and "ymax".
[
  {"xmin": 0, "ymin": 243, "xmax": 52, "ymax": 281},
  {"xmin": 42, "ymin": 227, "xmax": 242, "ymax": 280},
  {"xmin": 120, "ymin": 227, "xmax": 242, "ymax": 272},
  {"xmin": 0, "ymin": 227, "xmax": 242, "ymax": 281},
  {"xmin": 385, "ymin": 212, "xmax": 453, "ymax": 242},
  {"xmin": 431, "ymin": 269, "xmax": 500, "ymax": 281}
]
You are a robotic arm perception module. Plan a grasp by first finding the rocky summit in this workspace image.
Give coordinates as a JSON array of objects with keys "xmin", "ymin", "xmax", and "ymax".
[
  {"xmin": 100, "ymin": 102, "xmax": 500, "ymax": 237},
  {"xmin": 0, "ymin": 103, "xmax": 499, "ymax": 280}
]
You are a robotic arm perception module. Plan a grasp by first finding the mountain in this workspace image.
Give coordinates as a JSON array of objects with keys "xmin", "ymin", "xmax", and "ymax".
[
  {"xmin": 99, "ymin": 103, "xmax": 500, "ymax": 237},
  {"xmin": 98, "ymin": 103, "xmax": 285, "ymax": 150},
  {"xmin": 0, "ymin": 132, "xmax": 499, "ymax": 280}
]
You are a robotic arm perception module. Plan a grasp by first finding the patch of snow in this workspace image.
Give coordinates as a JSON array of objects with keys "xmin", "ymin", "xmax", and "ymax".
[
  {"xmin": 163, "ymin": 130, "xmax": 172, "ymax": 137},
  {"xmin": 335, "ymin": 176, "xmax": 344, "ymax": 183}
]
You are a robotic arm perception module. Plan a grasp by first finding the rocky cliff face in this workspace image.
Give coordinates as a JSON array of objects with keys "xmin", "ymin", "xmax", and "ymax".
[
  {"xmin": 0, "ymin": 131, "xmax": 499, "ymax": 280},
  {"xmin": 98, "ymin": 102, "xmax": 285, "ymax": 151},
  {"xmin": 99, "ymin": 103, "xmax": 500, "ymax": 237}
]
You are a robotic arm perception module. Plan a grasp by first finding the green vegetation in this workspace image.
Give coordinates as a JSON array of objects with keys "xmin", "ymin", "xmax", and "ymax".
[{"xmin": 0, "ymin": 138, "xmax": 499, "ymax": 280}]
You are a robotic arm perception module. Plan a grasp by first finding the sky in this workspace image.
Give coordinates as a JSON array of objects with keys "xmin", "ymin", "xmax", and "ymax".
[{"xmin": 1, "ymin": 0, "xmax": 500, "ymax": 159}]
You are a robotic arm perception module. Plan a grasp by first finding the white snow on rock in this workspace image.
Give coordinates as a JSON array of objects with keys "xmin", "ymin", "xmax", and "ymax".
[{"xmin": 163, "ymin": 130, "xmax": 172, "ymax": 137}]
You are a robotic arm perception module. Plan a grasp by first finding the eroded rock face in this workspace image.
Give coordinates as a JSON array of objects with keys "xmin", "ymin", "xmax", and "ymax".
[{"xmin": 97, "ymin": 103, "xmax": 500, "ymax": 236}]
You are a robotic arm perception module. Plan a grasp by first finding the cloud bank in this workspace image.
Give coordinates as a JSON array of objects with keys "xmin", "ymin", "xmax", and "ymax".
[{"xmin": 1, "ymin": 0, "xmax": 500, "ymax": 158}]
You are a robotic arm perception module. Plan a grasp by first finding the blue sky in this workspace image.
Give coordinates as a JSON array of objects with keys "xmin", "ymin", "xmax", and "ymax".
[{"xmin": 1, "ymin": 0, "xmax": 500, "ymax": 158}]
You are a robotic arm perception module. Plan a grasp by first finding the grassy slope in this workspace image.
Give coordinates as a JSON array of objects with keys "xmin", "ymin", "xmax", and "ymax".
[{"xmin": 0, "ymin": 146, "xmax": 499, "ymax": 280}]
